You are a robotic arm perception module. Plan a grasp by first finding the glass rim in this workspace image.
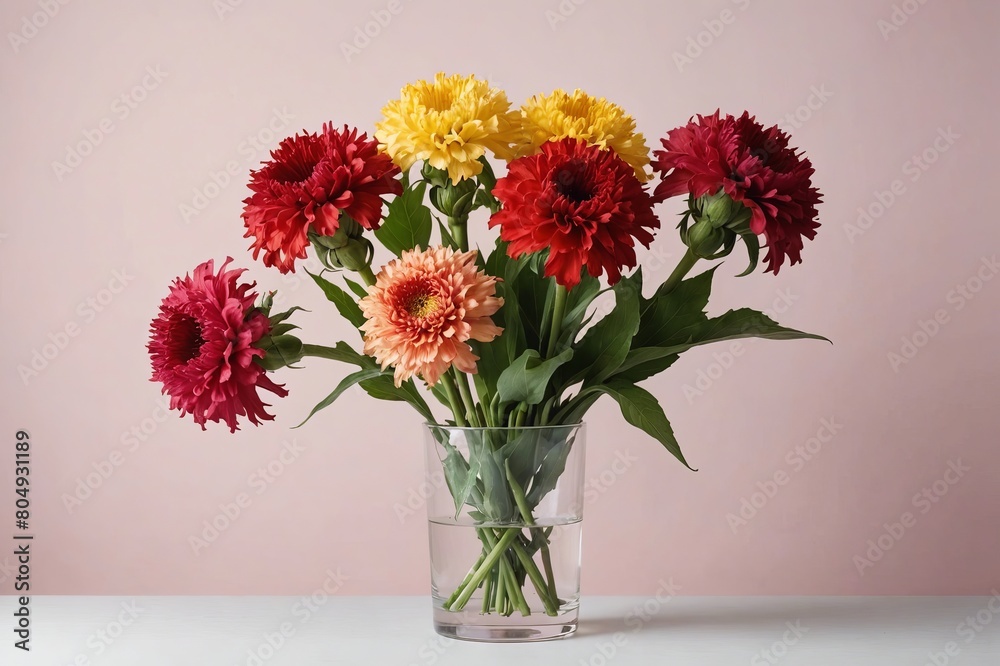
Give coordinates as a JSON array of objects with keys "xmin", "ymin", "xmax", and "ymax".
[{"xmin": 423, "ymin": 421, "xmax": 584, "ymax": 432}]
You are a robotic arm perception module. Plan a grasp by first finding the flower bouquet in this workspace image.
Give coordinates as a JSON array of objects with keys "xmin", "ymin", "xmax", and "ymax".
[{"xmin": 148, "ymin": 73, "xmax": 825, "ymax": 641}]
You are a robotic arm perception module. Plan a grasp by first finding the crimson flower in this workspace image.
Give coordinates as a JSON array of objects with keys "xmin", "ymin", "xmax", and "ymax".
[
  {"xmin": 652, "ymin": 111, "xmax": 822, "ymax": 273},
  {"xmin": 489, "ymin": 138, "xmax": 659, "ymax": 289},
  {"xmin": 242, "ymin": 124, "xmax": 402, "ymax": 273},
  {"xmin": 148, "ymin": 258, "xmax": 287, "ymax": 432}
]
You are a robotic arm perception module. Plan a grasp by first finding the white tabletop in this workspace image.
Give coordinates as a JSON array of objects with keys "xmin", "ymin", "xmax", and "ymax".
[{"xmin": 2, "ymin": 595, "xmax": 998, "ymax": 665}]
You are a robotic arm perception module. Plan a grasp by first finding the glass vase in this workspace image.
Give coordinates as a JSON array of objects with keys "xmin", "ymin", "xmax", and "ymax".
[{"xmin": 423, "ymin": 423, "xmax": 586, "ymax": 642}]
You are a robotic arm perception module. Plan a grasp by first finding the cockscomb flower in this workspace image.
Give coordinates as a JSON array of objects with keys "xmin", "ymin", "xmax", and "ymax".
[
  {"xmin": 518, "ymin": 88, "xmax": 651, "ymax": 181},
  {"xmin": 242, "ymin": 124, "xmax": 401, "ymax": 274},
  {"xmin": 147, "ymin": 259, "xmax": 288, "ymax": 432},
  {"xmin": 375, "ymin": 73, "xmax": 523, "ymax": 184},
  {"xmin": 490, "ymin": 138, "xmax": 659, "ymax": 290},
  {"xmin": 652, "ymin": 111, "xmax": 822, "ymax": 273},
  {"xmin": 359, "ymin": 247, "xmax": 503, "ymax": 386}
]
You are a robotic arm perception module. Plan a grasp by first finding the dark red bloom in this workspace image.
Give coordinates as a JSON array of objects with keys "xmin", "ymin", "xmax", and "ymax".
[
  {"xmin": 489, "ymin": 138, "xmax": 659, "ymax": 289},
  {"xmin": 242, "ymin": 124, "xmax": 402, "ymax": 273},
  {"xmin": 148, "ymin": 258, "xmax": 288, "ymax": 432},
  {"xmin": 652, "ymin": 111, "xmax": 822, "ymax": 273}
]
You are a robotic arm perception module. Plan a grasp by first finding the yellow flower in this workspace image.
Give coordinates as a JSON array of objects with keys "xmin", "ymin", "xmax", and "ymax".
[
  {"xmin": 519, "ymin": 89, "xmax": 651, "ymax": 181},
  {"xmin": 375, "ymin": 73, "xmax": 523, "ymax": 184}
]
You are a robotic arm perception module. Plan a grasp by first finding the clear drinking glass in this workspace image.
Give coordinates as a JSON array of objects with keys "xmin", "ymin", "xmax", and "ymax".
[{"xmin": 423, "ymin": 423, "xmax": 586, "ymax": 642}]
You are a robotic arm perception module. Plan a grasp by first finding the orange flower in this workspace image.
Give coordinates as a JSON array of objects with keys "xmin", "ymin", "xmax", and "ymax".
[{"xmin": 359, "ymin": 247, "xmax": 503, "ymax": 386}]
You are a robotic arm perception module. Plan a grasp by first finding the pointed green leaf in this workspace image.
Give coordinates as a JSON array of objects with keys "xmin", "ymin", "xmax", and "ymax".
[
  {"xmin": 306, "ymin": 270, "xmax": 366, "ymax": 331},
  {"xmin": 497, "ymin": 348, "xmax": 574, "ymax": 405},
  {"xmin": 634, "ymin": 267, "xmax": 715, "ymax": 348},
  {"xmin": 359, "ymin": 375, "xmax": 435, "ymax": 422},
  {"xmin": 375, "ymin": 181, "xmax": 432, "ymax": 255},
  {"xmin": 597, "ymin": 381, "xmax": 695, "ymax": 470},
  {"xmin": 570, "ymin": 278, "xmax": 640, "ymax": 385},
  {"xmin": 295, "ymin": 368, "xmax": 385, "ymax": 427},
  {"xmin": 343, "ymin": 276, "xmax": 369, "ymax": 300}
]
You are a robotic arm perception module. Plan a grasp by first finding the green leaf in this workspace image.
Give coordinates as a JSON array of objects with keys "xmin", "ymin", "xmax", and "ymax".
[
  {"xmin": 375, "ymin": 181, "xmax": 432, "ymax": 255},
  {"xmin": 295, "ymin": 367, "xmax": 385, "ymax": 427},
  {"xmin": 306, "ymin": 270, "xmax": 366, "ymax": 331},
  {"xmin": 633, "ymin": 267, "xmax": 715, "ymax": 349},
  {"xmin": 343, "ymin": 276, "xmax": 369, "ymax": 300},
  {"xmin": 301, "ymin": 341, "xmax": 374, "ymax": 368},
  {"xmin": 469, "ymin": 436, "xmax": 513, "ymax": 521},
  {"xmin": 358, "ymin": 375, "xmax": 435, "ymax": 422},
  {"xmin": 268, "ymin": 306, "xmax": 306, "ymax": 326},
  {"xmin": 429, "ymin": 433, "xmax": 481, "ymax": 517},
  {"xmin": 497, "ymin": 348, "xmax": 574, "ymax": 406},
  {"xmin": 557, "ymin": 273, "xmax": 602, "ymax": 348},
  {"xmin": 525, "ymin": 432, "xmax": 578, "ymax": 506},
  {"xmin": 437, "ymin": 218, "xmax": 457, "ymax": 249},
  {"xmin": 269, "ymin": 322, "xmax": 299, "ymax": 336},
  {"xmin": 569, "ymin": 278, "xmax": 641, "ymax": 385},
  {"xmin": 596, "ymin": 381, "xmax": 695, "ymax": 470},
  {"xmin": 693, "ymin": 308, "xmax": 830, "ymax": 344},
  {"xmin": 614, "ymin": 308, "xmax": 828, "ymax": 383}
]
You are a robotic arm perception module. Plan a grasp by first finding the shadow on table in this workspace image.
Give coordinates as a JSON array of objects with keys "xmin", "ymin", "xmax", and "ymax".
[{"xmin": 576, "ymin": 597, "xmax": 963, "ymax": 638}]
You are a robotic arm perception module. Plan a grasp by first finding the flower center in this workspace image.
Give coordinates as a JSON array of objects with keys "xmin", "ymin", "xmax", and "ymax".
[
  {"xmin": 166, "ymin": 312, "xmax": 205, "ymax": 365},
  {"xmin": 405, "ymin": 292, "xmax": 439, "ymax": 318},
  {"xmin": 553, "ymin": 160, "xmax": 593, "ymax": 202},
  {"xmin": 423, "ymin": 88, "xmax": 455, "ymax": 112}
]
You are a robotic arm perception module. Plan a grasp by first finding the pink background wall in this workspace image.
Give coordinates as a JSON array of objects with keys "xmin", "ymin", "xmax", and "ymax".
[{"xmin": 1, "ymin": 0, "xmax": 997, "ymax": 596}]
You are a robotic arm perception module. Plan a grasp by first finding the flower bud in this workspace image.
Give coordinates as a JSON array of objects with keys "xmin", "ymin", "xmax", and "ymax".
[
  {"xmin": 429, "ymin": 174, "xmax": 479, "ymax": 222},
  {"xmin": 309, "ymin": 215, "xmax": 374, "ymax": 273},
  {"xmin": 255, "ymin": 333, "xmax": 303, "ymax": 371},
  {"xmin": 685, "ymin": 218, "xmax": 728, "ymax": 258}
]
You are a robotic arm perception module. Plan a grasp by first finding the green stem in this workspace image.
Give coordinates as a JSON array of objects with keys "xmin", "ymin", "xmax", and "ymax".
[
  {"xmin": 506, "ymin": 461, "xmax": 560, "ymax": 608},
  {"xmin": 444, "ymin": 552, "xmax": 485, "ymax": 608},
  {"xmin": 357, "ymin": 264, "xmax": 377, "ymax": 287},
  {"xmin": 439, "ymin": 373, "xmax": 467, "ymax": 427},
  {"xmin": 538, "ymin": 534, "xmax": 559, "ymax": 605},
  {"xmin": 452, "ymin": 369, "xmax": 480, "ymax": 427},
  {"xmin": 545, "ymin": 284, "xmax": 568, "ymax": 358},
  {"xmin": 481, "ymin": 528, "xmax": 530, "ymax": 616},
  {"xmin": 448, "ymin": 529, "xmax": 519, "ymax": 611},
  {"xmin": 659, "ymin": 248, "xmax": 699, "ymax": 295},
  {"xmin": 448, "ymin": 217, "xmax": 469, "ymax": 253},
  {"xmin": 510, "ymin": 539, "xmax": 559, "ymax": 616}
]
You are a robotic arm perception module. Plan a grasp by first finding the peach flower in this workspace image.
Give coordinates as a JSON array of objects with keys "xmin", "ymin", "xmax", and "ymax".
[{"xmin": 359, "ymin": 247, "xmax": 503, "ymax": 386}]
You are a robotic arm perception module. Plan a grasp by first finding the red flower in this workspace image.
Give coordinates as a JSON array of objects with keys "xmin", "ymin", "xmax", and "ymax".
[
  {"xmin": 652, "ymin": 111, "xmax": 821, "ymax": 273},
  {"xmin": 148, "ymin": 258, "xmax": 288, "ymax": 432},
  {"xmin": 242, "ymin": 124, "xmax": 402, "ymax": 273},
  {"xmin": 489, "ymin": 138, "xmax": 659, "ymax": 289}
]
